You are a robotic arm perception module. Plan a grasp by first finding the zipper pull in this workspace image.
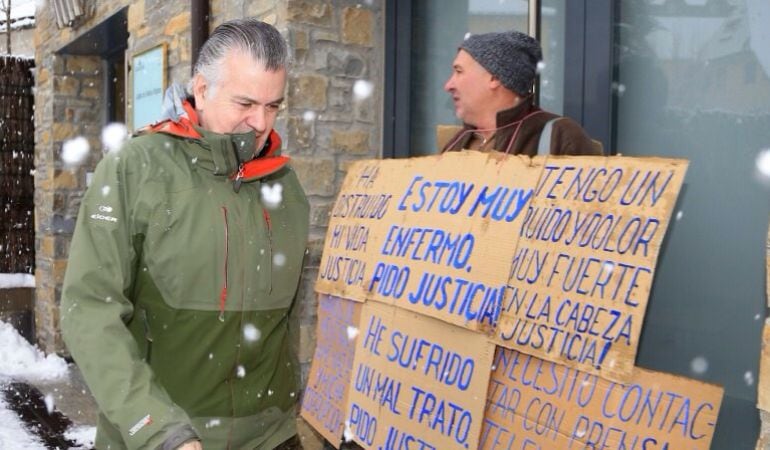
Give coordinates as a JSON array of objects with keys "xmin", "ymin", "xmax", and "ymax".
[{"xmin": 233, "ymin": 164, "xmax": 244, "ymax": 193}]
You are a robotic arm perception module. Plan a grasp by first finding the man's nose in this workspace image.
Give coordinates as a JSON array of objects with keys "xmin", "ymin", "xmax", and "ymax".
[
  {"xmin": 245, "ymin": 106, "xmax": 267, "ymax": 133},
  {"xmin": 443, "ymin": 75, "xmax": 454, "ymax": 92}
]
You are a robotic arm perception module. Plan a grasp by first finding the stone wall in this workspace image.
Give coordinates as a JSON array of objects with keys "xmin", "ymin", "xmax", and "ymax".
[
  {"xmin": 34, "ymin": 0, "xmax": 196, "ymax": 353},
  {"xmin": 34, "ymin": 52, "xmax": 104, "ymax": 351}
]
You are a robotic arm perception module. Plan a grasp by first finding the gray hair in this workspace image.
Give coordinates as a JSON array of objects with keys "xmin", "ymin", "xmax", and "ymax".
[{"xmin": 189, "ymin": 18, "xmax": 288, "ymax": 94}]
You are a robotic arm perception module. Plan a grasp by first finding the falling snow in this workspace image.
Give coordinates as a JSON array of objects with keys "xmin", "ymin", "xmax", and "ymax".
[
  {"xmin": 61, "ymin": 136, "xmax": 90, "ymax": 167},
  {"xmin": 756, "ymin": 148, "xmax": 770, "ymax": 185},
  {"xmin": 343, "ymin": 420, "xmax": 354, "ymax": 442},
  {"xmin": 273, "ymin": 253, "xmax": 286, "ymax": 267},
  {"xmin": 243, "ymin": 324, "xmax": 262, "ymax": 343},
  {"xmin": 346, "ymin": 326, "xmax": 359, "ymax": 340},
  {"xmin": 745, "ymin": 371, "xmax": 755, "ymax": 386},
  {"xmin": 352, "ymin": 80, "xmax": 374, "ymax": 101},
  {"xmin": 261, "ymin": 183, "xmax": 283, "ymax": 209},
  {"xmin": 205, "ymin": 419, "xmax": 221, "ymax": 429},
  {"xmin": 43, "ymin": 394, "xmax": 54, "ymax": 414},
  {"xmin": 302, "ymin": 110, "xmax": 316, "ymax": 122},
  {"xmin": 690, "ymin": 356, "xmax": 709, "ymax": 375},
  {"xmin": 101, "ymin": 123, "xmax": 129, "ymax": 153}
]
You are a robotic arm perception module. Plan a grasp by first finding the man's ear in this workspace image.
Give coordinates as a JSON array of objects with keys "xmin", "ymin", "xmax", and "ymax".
[
  {"xmin": 191, "ymin": 74, "xmax": 207, "ymax": 109},
  {"xmin": 489, "ymin": 75, "xmax": 503, "ymax": 90}
]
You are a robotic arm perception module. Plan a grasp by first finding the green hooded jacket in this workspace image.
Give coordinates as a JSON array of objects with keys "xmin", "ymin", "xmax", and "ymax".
[{"xmin": 60, "ymin": 101, "xmax": 309, "ymax": 450}]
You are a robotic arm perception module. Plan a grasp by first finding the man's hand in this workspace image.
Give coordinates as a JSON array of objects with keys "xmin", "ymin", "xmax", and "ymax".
[{"xmin": 177, "ymin": 441, "xmax": 203, "ymax": 450}]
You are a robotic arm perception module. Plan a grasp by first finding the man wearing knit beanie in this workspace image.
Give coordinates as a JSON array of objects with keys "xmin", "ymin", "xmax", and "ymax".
[{"xmin": 441, "ymin": 30, "xmax": 602, "ymax": 156}]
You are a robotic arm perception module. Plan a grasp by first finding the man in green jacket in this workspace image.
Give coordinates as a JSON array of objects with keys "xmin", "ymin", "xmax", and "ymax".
[{"xmin": 61, "ymin": 19, "xmax": 309, "ymax": 450}]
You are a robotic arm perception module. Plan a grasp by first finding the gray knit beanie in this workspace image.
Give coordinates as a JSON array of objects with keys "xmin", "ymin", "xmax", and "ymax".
[{"xmin": 460, "ymin": 30, "xmax": 542, "ymax": 95}]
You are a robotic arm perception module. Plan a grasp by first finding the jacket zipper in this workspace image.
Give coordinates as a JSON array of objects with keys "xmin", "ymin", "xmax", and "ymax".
[
  {"xmin": 233, "ymin": 163, "xmax": 244, "ymax": 193},
  {"xmin": 263, "ymin": 208, "xmax": 273, "ymax": 294},
  {"xmin": 219, "ymin": 206, "xmax": 230, "ymax": 322},
  {"xmin": 140, "ymin": 308, "xmax": 153, "ymax": 362}
]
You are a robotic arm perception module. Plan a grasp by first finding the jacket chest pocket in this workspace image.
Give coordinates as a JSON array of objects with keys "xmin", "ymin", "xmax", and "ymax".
[{"xmin": 143, "ymin": 188, "xmax": 228, "ymax": 311}]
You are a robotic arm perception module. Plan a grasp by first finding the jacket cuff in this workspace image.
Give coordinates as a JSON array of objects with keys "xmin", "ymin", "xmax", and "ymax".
[{"xmin": 160, "ymin": 424, "xmax": 199, "ymax": 450}]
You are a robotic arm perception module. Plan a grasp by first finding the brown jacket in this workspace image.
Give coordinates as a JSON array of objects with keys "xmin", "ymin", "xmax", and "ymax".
[{"xmin": 440, "ymin": 97, "xmax": 602, "ymax": 156}]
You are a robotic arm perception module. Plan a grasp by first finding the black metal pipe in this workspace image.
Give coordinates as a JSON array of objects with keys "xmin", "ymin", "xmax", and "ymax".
[{"xmin": 191, "ymin": 0, "xmax": 209, "ymax": 74}]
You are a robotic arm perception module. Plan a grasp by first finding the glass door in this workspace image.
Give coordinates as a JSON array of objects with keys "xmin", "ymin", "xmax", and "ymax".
[{"xmin": 614, "ymin": 0, "xmax": 770, "ymax": 446}]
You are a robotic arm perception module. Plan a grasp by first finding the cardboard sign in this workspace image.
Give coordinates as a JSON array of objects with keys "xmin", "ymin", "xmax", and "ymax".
[
  {"xmin": 316, "ymin": 152, "xmax": 542, "ymax": 333},
  {"xmin": 766, "ymin": 222, "xmax": 769, "ymax": 307},
  {"xmin": 307, "ymin": 152, "xmax": 701, "ymax": 449},
  {"xmin": 761, "ymin": 224, "xmax": 770, "ymax": 411},
  {"xmin": 315, "ymin": 153, "xmax": 686, "ymax": 380},
  {"xmin": 481, "ymin": 347, "xmax": 723, "ymax": 450},
  {"xmin": 493, "ymin": 158, "xmax": 688, "ymax": 381},
  {"xmin": 345, "ymin": 300, "xmax": 495, "ymax": 450},
  {"xmin": 759, "ymin": 320, "xmax": 770, "ymax": 412},
  {"xmin": 301, "ymin": 295, "xmax": 363, "ymax": 446}
]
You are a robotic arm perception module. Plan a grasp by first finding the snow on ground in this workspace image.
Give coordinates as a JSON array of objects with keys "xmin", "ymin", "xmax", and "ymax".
[
  {"xmin": 0, "ymin": 320, "xmax": 68, "ymax": 382},
  {"xmin": 65, "ymin": 425, "xmax": 97, "ymax": 449},
  {"xmin": 0, "ymin": 273, "xmax": 35, "ymax": 289},
  {"xmin": 0, "ymin": 394, "xmax": 46, "ymax": 450},
  {"xmin": 0, "ymin": 320, "xmax": 96, "ymax": 449}
]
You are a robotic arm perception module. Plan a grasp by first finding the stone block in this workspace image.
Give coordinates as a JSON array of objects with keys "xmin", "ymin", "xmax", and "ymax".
[
  {"xmin": 55, "ymin": 237, "xmax": 72, "ymax": 259},
  {"xmin": 127, "ymin": 0, "xmax": 145, "ymax": 32},
  {"xmin": 262, "ymin": 13, "xmax": 277, "ymax": 25},
  {"xmin": 287, "ymin": 116, "xmax": 314, "ymax": 149},
  {"xmin": 298, "ymin": 322, "xmax": 316, "ymax": 363},
  {"xmin": 305, "ymin": 234, "xmax": 325, "ymax": 269},
  {"xmin": 245, "ymin": 1, "xmax": 276, "ymax": 17},
  {"xmin": 288, "ymin": 75, "xmax": 327, "ymax": 110},
  {"xmin": 52, "ymin": 122, "xmax": 77, "ymax": 142},
  {"xmin": 338, "ymin": 158, "xmax": 356, "ymax": 175},
  {"xmin": 293, "ymin": 29, "xmax": 309, "ymax": 51},
  {"xmin": 354, "ymin": 95, "xmax": 376, "ymax": 124},
  {"xmin": 39, "ymin": 129, "xmax": 51, "ymax": 145},
  {"xmin": 53, "ymin": 259, "xmax": 68, "ymax": 285},
  {"xmin": 296, "ymin": 418, "xmax": 325, "ymax": 450},
  {"xmin": 331, "ymin": 130, "xmax": 369, "ymax": 155},
  {"xmin": 52, "ymin": 215, "xmax": 76, "ymax": 235},
  {"xmin": 164, "ymin": 12, "xmax": 191, "ymax": 36},
  {"xmin": 80, "ymin": 87, "xmax": 100, "ymax": 99},
  {"xmin": 52, "ymin": 55, "xmax": 65, "ymax": 74},
  {"xmin": 37, "ymin": 67, "xmax": 50, "ymax": 85},
  {"xmin": 178, "ymin": 35, "xmax": 191, "ymax": 63},
  {"xmin": 342, "ymin": 7, "xmax": 373, "ymax": 47},
  {"xmin": 39, "ymin": 236, "xmax": 55, "ymax": 258},
  {"xmin": 53, "ymin": 192, "xmax": 68, "ymax": 215},
  {"xmin": 135, "ymin": 26, "xmax": 150, "ymax": 39},
  {"xmin": 313, "ymin": 29, "xmax": 339, "ymax": 43},
  {"xmin": 291, "ymin": 157, "xmax": 336, "ymax": 197},
  {"xmin": 54, "ymin": 76, "xmax": 79, "ymax": 97},
  {"xmin": 309, "ymin": 201, "xmax": 332, "ymax": 228},
  {"xmin": 54, "ymin": 169, "xmax": 79, "ymax": 189},
  {"xmin": 287, "ymin": 0, "xmax": 332, "ymax": 26},
  {"xmin": 66, "ymin": 56, "xmax": 101, "ymax": 76}
]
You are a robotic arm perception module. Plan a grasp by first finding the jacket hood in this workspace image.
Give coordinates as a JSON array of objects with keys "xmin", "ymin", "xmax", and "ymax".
[{"xmin": 141, "ymin": 83, "xmax": 290, "ymax": 190}]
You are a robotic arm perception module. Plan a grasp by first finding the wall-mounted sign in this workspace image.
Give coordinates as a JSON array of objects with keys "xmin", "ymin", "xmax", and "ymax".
[{"xmin": 130, "ymin": 43, "xmax": 166, "ymax": 131}]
